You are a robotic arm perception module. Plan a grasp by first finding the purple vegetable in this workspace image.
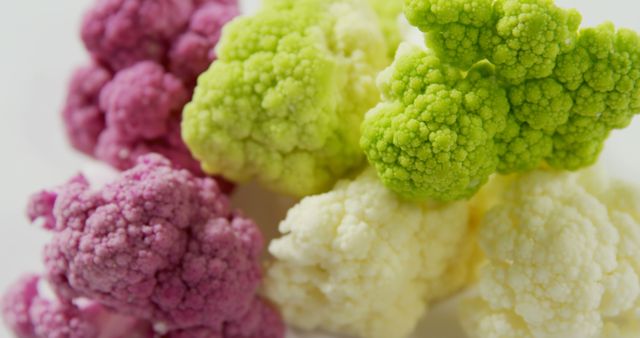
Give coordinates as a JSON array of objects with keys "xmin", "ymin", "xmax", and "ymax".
[
  {"xmin": 1, "ymin": 274, "xmax": 153, "ymax": 338},
  {"xmin": 63, "ymin": 0, "xmax": 239, "ymax": 183},
  {"xmin": 27, "ymin": 155, "xmax": 266, "ymax": 332}
]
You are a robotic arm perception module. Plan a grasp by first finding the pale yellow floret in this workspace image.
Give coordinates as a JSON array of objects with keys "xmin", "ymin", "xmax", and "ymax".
[
  {"xmin": 265, "ymin": 168, "xmax": 482, "ymax": 338},
  {"xmin": 460, "ymin": 168, "xmax": 640, "ymax": 338}
]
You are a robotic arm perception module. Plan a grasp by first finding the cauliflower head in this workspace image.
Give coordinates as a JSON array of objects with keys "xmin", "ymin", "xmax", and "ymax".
[
  {"xmin": 64, "ymin": 0, "xmax": 238, "ymax": 179},
  {"xmin": 361, "ymin": 44, "xmax": 510, "ymax": 201},
  {"xmin": 182, "ymin": 0, "xmax": 391, "ymax": 197},
  {"xmin": 405, "ymin": 0, "xmax": 581, "ymax": 84},
  {"xmin": 363, "ymin": 13, "xmax": 640, "ymax": 201},
  {"xmin": 81, "ymin": 0, "xmax": 239, "ymax": 82},
  {"xmin": 26, "ymin": 155, "xmax": 270, "ymax": 333},
  {"xmin": 460, "ymin": 168, "xmax": 640, "ymax": 338},
  {"xmin": 404, "ymin": 0, "xmax": 495, "ymax": 70},
  {"xmin": 550, "ymin": 23, "xmax": 640, "ymax": 169},
  {"xmin": 1, "ymin": 274, "xmax": 152, "ymax": 338},
  {"xmin": 264, "ymin": 168, "xmax": 478, "ymax": 338}
]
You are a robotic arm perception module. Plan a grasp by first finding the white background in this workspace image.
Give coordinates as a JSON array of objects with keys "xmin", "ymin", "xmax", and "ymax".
[{"xmin": 0, "ymin": 1, "xmax": 639, "ymax": 337}]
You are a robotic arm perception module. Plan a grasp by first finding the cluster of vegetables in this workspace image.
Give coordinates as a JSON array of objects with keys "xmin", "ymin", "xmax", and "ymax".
[{"xmin": 2, "ymin": 0, "xmax": 640, "ymax": 338}]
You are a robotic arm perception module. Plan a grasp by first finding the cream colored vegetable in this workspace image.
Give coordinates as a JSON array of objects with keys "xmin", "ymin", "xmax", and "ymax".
[
  {"xmin": 264, "ymin": 168, "xmax": 481, "ymax": 338},
  {"xmin": 460, "ymin": 168, "xmax": 640, "ymax": 338}
]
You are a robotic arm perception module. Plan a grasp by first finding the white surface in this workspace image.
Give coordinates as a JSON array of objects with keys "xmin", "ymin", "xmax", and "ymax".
[{"xmin": 0, "ymin": 1, "xmax": 639, "ymax": 338}]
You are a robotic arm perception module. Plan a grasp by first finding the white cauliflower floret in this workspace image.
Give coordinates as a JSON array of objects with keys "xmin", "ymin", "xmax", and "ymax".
[
  {"xmin": 460, "ymin": 168, "xmax": 640, "ymax": 338},
  {"xmin": 264, "ymin": 168, "xmax": 479, "ymax": 338}
]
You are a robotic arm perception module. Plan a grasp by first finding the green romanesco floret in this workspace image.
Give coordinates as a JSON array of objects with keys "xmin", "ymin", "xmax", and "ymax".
[
  {"xmin": 459, "ymin": 168, "xmax": 640, "ymax": 338},
  {"xmin": 361, "ymin": 44, "xmax": 509, "ymax": 201},
  {"xmin": 494, "ymin": 115, "xmax": 553, "ymax": 172},
  {"xmin": 556, "ymin": 23, "xmax": 640, "ymax": 130},
  {"xmin": 548, "ymin": 23, "xmax": 640, "ymax": 169},
  {"xmin": 481, "ymin": 0, "xmax": 581, "ymax": 84},
  {"xmin": 508, "ymin": 78, "xmax": 573, "ymax": 131},
  {"xmin": 405, "ymin": 0, "xmax": 495, "ymax": 70},
  {"xmin": 182, "ymin": 0, "xmax": 390, "ymax": 197},
  {"xmin": 363, "ymin": 2, "xmax": 640, "ymax": 201},
  {"xmin": 405, "ymin": 0, "xmax": 581, "ymax": 84}
]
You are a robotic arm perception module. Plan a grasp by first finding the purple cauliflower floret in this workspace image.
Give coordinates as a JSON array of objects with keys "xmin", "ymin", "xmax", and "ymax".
[
  {"xmin": 99, "ymin": 61, "xmax": 188, "ymax": 141},
  {"xmin": 2, "ymin": 275, "xmax": 40, "ymax": 338},
  {"xmin": 62, "ymin": 64, "xmax": 111, "ymax": 155},
  {"xmin": 27, "ymin": 191, "xmax": 57, "ymax": 231},
  {"xmin": 27, "ymin": 155, "xmax": 266, "ymax": 331},
  {"xmin": 1, "ymin": 275, "xmax": 152, "ymax": 338},
  {"xmin": 165, "ymin": 298, "xmax": 285, "ymax": 338},
  {"xmin": 169, "ymin": 2, "xmax": 239, "ymax": 82},
  {"xmin": 223, "ymin": 298, "xmax": 285, "ymax": 338},
  {"xmin": 94, "ymin": 114, "xmax": 207, "ymax": 178},
  {"xmin": 63, "ymin": 0, "xmax": 239, "ymax": 183},
  {"xmin": 81, "ymin": 0, "xmax": 195, "ymax": 72},
  {"xmin": 63, "ymin": 62, "xmax": 207, "ymax": 179},
  {"xmin": 29, "ymin": 298, "xmax": 99, "ymax": 338},
  {"xmin": 80, "ymin": 0, "xmax": 239, "ymax": 83}
]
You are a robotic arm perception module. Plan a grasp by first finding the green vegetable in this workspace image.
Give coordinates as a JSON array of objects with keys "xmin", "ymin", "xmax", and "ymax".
[
  {"xmin": 362, "ymin": 0, "xmax": 640, "ymax": 201},
  {"xmin": 361, "ymin": 45, "xmax": 509, "ymax": 201},
  {"xmin": 405, "ymin": 0, "xmax": 581, "ymax": 84},
  {"xmin": 182, "ymin": 0, "xmax": 391, "ymax": 197}
]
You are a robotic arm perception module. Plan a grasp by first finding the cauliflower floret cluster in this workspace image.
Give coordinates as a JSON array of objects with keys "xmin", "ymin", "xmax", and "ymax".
[
  {"xmin": 181, "ymin": 0, "xmax": 393, "ymax": 197},
  {"xmin": 362, "ymin": 45, "xmax": 510, "ymax": 200},
  {"xmin": 362, "ymin": 0, "xmax": 640, "ymax": 201},
  {"xmin": 405, "ymin": 0, "xmax": 582, "ymax": 84},
  {"xmin": 460, "ymin": 168, "xmax": 640, "ymax": 338},
  {"xmin": 264, "ymin": 168, "xmax": 480, "ymax": 338},
  {"xmin": 22, "ymin": 155, "xmax": 284, "ymax": 337},
  {"xmin": 64, "ymin": 0, "xmax": 238, "ymax": 176},
  {"xmin": 2, "ymin": 274, "xmax": 153, "ymax": 338}
]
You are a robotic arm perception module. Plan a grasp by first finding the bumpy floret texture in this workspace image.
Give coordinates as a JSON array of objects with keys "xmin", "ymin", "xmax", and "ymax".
[
  {"xmin": 182, "ymin": 0, "xmax": 391, "ymax": 197},
  {"xmin": 405, "ymin": 0, "xmax": 495, "ymax": 69},
  {"xmin": 81, "ymin": 0, "xmax": 238, "ymax": 81},
  {"xmin": 405, "ymin": 0, "xmax": 582, "ymax": 84},
  {"xmin": 362, "ymin": 44, "xmax": 510, "ymax": 201},
  {"xmin": 164, "ymin": 298, "xmax": 285, "ymax": 338},
  {"xmin": 460, "ymin": 168, "xmax": 640, "ymax": 338},
  {"xmin": 63, "ymin": 61, "xmax": 206, "ymax": 181},
  {"xmin": 363, "ymin": 16, "xmax": 640, "ymax": 201},
  {"xmin": 550, "ymin": 23, "xmax": 640, "ymax": 169},
  {"xmin": 64, "ymin": 0, "xmax": 238, "ymax": 178},
  {"xmin": 482, "ymin": 0, "xmax": 581, "ymax": 84},
  {"xmin": 264, "ymin": 168, "xmax": 479, "ymax": 338},
  {"xmin": 25, "ymin": 154, "xmax": 277, "ymax": 333},
  {"xmin": 1, "ymin": 274, "xmax": 153, "ymax": 338}
]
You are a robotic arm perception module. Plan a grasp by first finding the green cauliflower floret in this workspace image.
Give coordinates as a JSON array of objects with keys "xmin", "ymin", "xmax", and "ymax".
[
  {"xmin": 405, "ymin": 0, "xmax": 494, "ymax": 69},
  {"xmin": 367, "ymin": 0, "xmax": 404, "ymax": 58},
  {"xmin": 482, "ymin": 0, "xmax": 581, "ymax": 84},
  {"xmin": 182, "ymin": 0, "xmax": 390, "ymax": 197},
  {"xmin": 495, "ymin": 116, "xmax": 552, "ymax": 172},
  {"xmin": 556, "ymin": 23, "xmax": 640, "ymax": 130},
  {"xmin": 508, "ymin": 78, "xmax": 573, "ymax": 131},
  {"xmin": 548, "ymin": 23, "xmax": 640, "ymax": 169},
  {"xmin": 548, "ymin": 115, "xmax": 609, "ymax": 170},
  {"xmin": 405, "ymin": 0, "xmax": 581, "ymax": 84},
  {"xmin": 364, "ymin": 15, "xmax": 640, "ymax": 201},
  {"xmin": 361, "ymin": 44, "xmax": 509, "ymax": 201}
]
